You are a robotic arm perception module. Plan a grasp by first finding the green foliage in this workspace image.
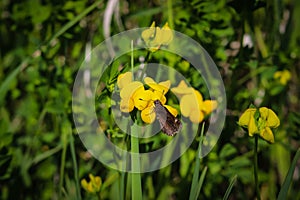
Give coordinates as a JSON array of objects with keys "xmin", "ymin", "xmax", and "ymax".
[{"xmin": 1, "ymin": 0, "xmax": 300, "ymax": 199}]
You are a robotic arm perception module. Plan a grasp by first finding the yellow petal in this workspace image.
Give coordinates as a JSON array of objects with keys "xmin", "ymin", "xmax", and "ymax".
[
  {"xmin": 117, "ymin": 72, "xmax": 132, "ymax": 89},
  {"xmin": 171, "ymin": 80, "xmax": 194, "ymax": 98},
  {"xmin": 141, "ymin": 22, "xmax": 156, "ymax": 42},
  {"xmin": 158, "ymin": 80, "xmax": 171, "ymax": 93},
  {"xmin": 164, "ymin": 105, "xmax": 178, "ymax": 117},
  {"xmin": 87, "ymin": 182, "xmax": 94, "ymax": 193},
  {"xmin": 133, "ymin": 89, "xmax": 153, "ymax": 110},
  {"xmin": 259, "ymin": 107, "xmax": 280, "ymax": 128},
  {"xmin": 120, "ymin": 98, "xmax": 134, "ymax": 112},
  {"xmin": 189, "ymin": 110, "xmax": 204, "ymax": 123},
  {"xmin": 273, "ymin": 71, "xmax": 281, "ymax": 79},
  {"xmin": 260, "ymin": 127, "xmax": 275, "ymax": 143},
  {"xmin": 141, "ymin": 106, "xmax": 156, "ymax": 123},
  {"xmin": 180, "ymin": 95, "xmax": 193, "ymax": 117},
  {"xmin": 160, "ymin": 22, "xmax": 173, "ymax": 45},
  {"xmin": 88, "ymin": 174, "xmax": 95, "ymax": 182},
  {"xmin": 152, "ymin": 91, "xmax": 167, "ymax": 104},
  {"xmin": 180, "ymin": 90, "xmax": 201, "ymax": 117},
  {"xmin": 81, "ymin": 179, "xmax": 88, "ymax": 190},
  {"xmin": 144, "ymin": 77, "xmax": 170, "ymax": 94},
  {"xmin": 274, "ymin": 70, "xmax": 291, "ymax": 85},
  {"xmin": 144, "ymin": 77, "xmax": 155, "ymax": 84},
  {"xmin": 238, "ymin": 108, "xmax": 256, "ymax": 127},
  {"xmin": 281, "ymin": 70, "xmax": 291, "ymax": 85},
  {"xmin": 248, "ymin": 114, "xmax": 258, "ymax": 136},
  {"xmin": 194, "ymin": 90, "xmax": 203, "ymax": 104},
  {"xmin": 202, "ymin": 100, "xmax": 217, "ymax": 115},
  {"xmin": 120, "ymin": 81, "xmax": 143, "ymax": 99},
  {"xmin": 151, "ymin": 27, "xmax": 163, "ymax": 47},
  {"xmin": 81, "ymin": 179, "xmax": 95, "ymax": 193},
  {"xmin": 93, "ymin": 176, "xmax": 102, "ymax": 191}
]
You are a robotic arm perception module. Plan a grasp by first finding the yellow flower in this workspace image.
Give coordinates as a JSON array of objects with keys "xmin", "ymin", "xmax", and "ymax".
[
  {"xmin": 141, "ymin": 21, "xmax": 173, "ymax": 52},
  {"xmin": 81, "ymin": 174, "xmax": 102, "ymax": 193},
  {"xmin": 139, "ymin": 77, "xmax": 176, "ymax": 124},
  {"xmin": 117, "ymin": 73, "xmax": 179, "ymax": 124},
  {"xmin": 180, "ymin": 89, "xmax": 217, "ymax": 123},
  {"xmin": 274, "ymin": 69, "xmax": 291, "ymax": 85},
  {"xmin": 171, "ymin": 80, "xmax": 194, "ymax": 99},
  {"xmin": 132, "ymin": 86, "xmax": 153, "ymax": 110},
  {"xmin": 238, "ymin": 107, "xmax": 280, "ymax": 143}
]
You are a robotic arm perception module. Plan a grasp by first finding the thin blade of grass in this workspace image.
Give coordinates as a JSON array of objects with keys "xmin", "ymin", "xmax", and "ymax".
[
  {"xmin": 222, "ymin": 174, "xmax": 238, "ymax": 200},
  {"xmin": 195, "ymin": 166, "xmax": 208, "ymax": 199},
  {"xmin": 189, "ymin": 123, "xmax": 205, "ymax": 200},
  {"xmin": 277, "ymin": 147, "xmax": 300, "ymax": 200}
]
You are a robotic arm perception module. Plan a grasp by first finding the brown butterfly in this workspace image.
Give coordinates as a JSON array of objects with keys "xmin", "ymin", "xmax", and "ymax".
[{"xmin": 153, "ymin": 100, "xmax": 182, "ymax": 136}]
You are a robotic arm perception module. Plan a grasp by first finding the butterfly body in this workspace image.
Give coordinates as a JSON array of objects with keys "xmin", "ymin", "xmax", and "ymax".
[{"xmin": 153, "ymin": 100, "xmax": 182, "ymax": 136}]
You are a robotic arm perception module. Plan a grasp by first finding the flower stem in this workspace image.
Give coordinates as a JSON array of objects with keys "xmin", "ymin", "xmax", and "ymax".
[
  {"xmin": 131, "ymin": 40, "xmax": 134, "ymax": 79},
  {"xmin": 131, "ymin": 125, "xmax": 142, "ymax": 199},
  {"xmin": 254, "ymin": 135, "xmax": 261, "ymax": 200},
  {"xmin": 167, "ymin": 0, "xmax": 174, "ymax": 29}
]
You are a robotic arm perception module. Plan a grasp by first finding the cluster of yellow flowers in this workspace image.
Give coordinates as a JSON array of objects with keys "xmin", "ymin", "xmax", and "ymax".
[
  {"xmin": 274, "ymin": 69, "xmax": 291, "ymax": 85},
  {"xmin": 81, "ymin": 174, "xmax": 102, "ymax": 193},
  {"xmin": 117, "ymin": 72, "xmax": 178, "ymax": 124},
  {"xmin": 238, "ymin": 107, "xmax": 280, "ymax": 143},
  {"xmin": 117, "ymin": 72, "xmax": 217, "ymax": 124},
  {"xmin": 141, "ymin": 21, "xmax": 173, "ymax": 52}
]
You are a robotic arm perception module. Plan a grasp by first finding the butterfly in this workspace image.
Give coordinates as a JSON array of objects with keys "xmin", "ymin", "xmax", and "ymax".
[{"xmin": 153, "ymin": 100, "xmax": 182, "ymax": 136}]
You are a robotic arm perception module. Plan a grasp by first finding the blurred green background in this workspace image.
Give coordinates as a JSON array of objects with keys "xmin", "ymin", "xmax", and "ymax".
[{"xmin": 1, "ymin": 0, "xmax": 300, "ymax": 199}]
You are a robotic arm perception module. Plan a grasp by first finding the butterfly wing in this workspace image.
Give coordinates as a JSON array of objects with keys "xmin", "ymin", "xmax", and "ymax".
[{"xmin": 154, "ymin": 100, "xmax": 182, "ymax": 136}]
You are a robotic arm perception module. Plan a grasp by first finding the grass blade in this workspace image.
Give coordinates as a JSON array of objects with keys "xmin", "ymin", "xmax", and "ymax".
[
  {"xmin": 189, "ymin": 123, "xmax": 205, "ymax": 200},
  {"xmin": 277, "ymin": 147, "xmax": 300, "ymax": 200},
  {"xmin": 194, "ymin": 166, "xmax": 208, "ymax": 199},
  {"xmin": 223, "ymin": 175, "xmax": 238, "ymax": 200}
]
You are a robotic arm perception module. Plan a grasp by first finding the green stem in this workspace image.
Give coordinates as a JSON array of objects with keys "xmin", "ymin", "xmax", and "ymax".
[
  {"xmin": 130, "ymin": 41, "xmax": 142, "ymax": 199},
  {"xmin": 167, "ymin": 0, "xmax": 174, "ymax": 29},
  {"xmin": 131, "ymin": 134, "xmax": 142, "ymax": 199},
  {"xmin": 254, "ymin": 135, "xmax": 261, "ymax": 200},
  {"xmin": 131, "ymin": 40, "xmax": 134, "ymax": 79}
]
